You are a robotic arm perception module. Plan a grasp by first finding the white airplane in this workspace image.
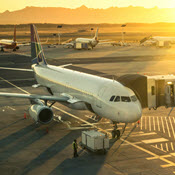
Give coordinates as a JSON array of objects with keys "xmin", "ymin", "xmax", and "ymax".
[
  {"xmin": 0, "ymin": 25, "xmax": 30, "ymax": 52},
  {"xmin": 0, "ymin": 25, "xmax": 142, "ymax": 139},
  {"xmin": 75, "ymin": 28, "xmax": 99, "ymax": 48},
  {"xmin": 64, "ymin": 28, "xmax": 106, "ymax": 49}
]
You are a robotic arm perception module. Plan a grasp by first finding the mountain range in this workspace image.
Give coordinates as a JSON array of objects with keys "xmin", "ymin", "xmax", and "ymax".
[{"xmin": 1, "ymin": 5, "xmax": 175, "ymax": 24}]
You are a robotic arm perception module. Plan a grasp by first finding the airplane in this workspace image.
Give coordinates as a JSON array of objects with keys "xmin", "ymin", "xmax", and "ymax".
[
  {"xmin": 0, "ymin": 24, "xmax": 142, "ymax": 139},
  {"xmin": 0, "ymin": 25, "xmax": 30, "ymax": 52},
  {"xmin": 140, "ymin": 35, "xmax": 175, "ymax": 47},
  {"xmin": 63, "ymin": 28, "xmax": 111, "ymax": 50}
]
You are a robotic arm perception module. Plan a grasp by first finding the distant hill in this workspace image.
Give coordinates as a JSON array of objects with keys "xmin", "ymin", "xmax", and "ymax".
[{"xmin": 1, "ymin": 5, "xmax": 175, "ymax": 24}]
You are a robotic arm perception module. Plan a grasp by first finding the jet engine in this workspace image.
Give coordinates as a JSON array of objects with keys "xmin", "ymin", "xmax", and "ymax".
[{"xmin": 29, "ymin": 104, "xmax": 53, "ymax": 124}]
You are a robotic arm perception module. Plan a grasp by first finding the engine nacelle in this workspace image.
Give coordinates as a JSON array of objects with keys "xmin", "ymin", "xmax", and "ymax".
[{"xmin": 29, "ymin": 105, "xmax": 53, "ymax": 124}]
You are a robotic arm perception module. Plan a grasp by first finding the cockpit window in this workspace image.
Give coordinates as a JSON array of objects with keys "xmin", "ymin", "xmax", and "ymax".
[
  {"xmin": 114, "ymin": 96, "xmax": 120, "ymax": 102},
  {"xmin": 131, "ymin": 95, "xmax": 137, "ymax": 102},
  {"xmin": 110, "ymin": 95, "xmax": 115, "ymax": 101},
  {"xmin": 121, "ymin": 96, "xmax": 131, "ymax": 102}
]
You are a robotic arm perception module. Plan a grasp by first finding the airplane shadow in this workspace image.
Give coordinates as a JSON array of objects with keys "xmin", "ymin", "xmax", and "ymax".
[
  {"xmin": 48, "ymin": 151, "xmax": 107, "ymax": 175},
  {"xmin": 0, "ymin": 124, "xmax": 38, "ymax": 148},
  {"xmin": 0, "ymin": 118, "xmax": 25, "ymax": 131},
  {"xmin": 20, "ymin": 130, "xmax": 81, "ymax": 175},
  {"xmin": 0, "ymin": 129, "xmax": 45, "ymax": 162}
]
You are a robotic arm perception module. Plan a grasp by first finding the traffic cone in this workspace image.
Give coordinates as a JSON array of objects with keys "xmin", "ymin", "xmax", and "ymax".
[
  {"xmin": 24, "ymin": 113, "xmax": 27, "ymax": 119},
  {"xmin": 46, "ymin": 128, "xmax": 49, "ymax": 134},
  {"xmin": 137, "ymin": 120, "xmax": 140, "ymax": 125}
]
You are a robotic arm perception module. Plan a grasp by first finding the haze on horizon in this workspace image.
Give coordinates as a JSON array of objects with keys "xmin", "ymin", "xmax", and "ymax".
[{"xmin": 1, "ymin": 0, "xmax": 175, "ymax": 13}]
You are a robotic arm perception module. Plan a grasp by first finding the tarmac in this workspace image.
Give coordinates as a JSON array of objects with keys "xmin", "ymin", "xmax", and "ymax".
[{"xmin": 1, "ymin": 45, "xmax": 175, "ymax": 175}]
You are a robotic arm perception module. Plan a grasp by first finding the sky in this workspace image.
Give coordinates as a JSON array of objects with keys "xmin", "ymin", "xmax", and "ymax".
[{"xmin": 1, "ymin": 0, "xmax": 175, "ymax": 13}]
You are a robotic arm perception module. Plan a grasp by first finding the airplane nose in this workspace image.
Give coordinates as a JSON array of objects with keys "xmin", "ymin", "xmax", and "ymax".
[{"xmin": 129, "ymin": 103, "xmax": 142, "ymax": 122}]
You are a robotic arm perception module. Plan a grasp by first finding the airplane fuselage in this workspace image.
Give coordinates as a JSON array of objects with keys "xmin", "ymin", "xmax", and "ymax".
[
  {"xmin": 0, "ymin": 39, "xmax": 18, "ymax": 49},
  {"xmin": 32, "ymin": 64, "xmax": 142, "ymax": 123},
  {"xmin": 75, "ymin": 38, "xmax": 98, "ymax": 47}
]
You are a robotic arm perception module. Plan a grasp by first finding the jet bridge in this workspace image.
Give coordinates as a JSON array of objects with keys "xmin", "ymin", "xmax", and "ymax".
[{"xmin": 117, "ymin": 74, "xmax": 175, "ymax": 109}]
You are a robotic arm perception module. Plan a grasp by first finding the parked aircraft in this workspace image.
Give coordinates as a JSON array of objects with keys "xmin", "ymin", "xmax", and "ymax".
[
  {"xmin": 63, "ymin": 28, "xmax": 112, "ymax": 49},
  {"xmin": 0, "ymin": 25, "xmax": 30, "ymax": 52},
  {"xmin": 0, "ymin": 25, "xmax": 142, "ymax": 139}
]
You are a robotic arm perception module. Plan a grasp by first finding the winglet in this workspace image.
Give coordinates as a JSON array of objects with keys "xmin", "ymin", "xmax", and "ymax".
[{"xmin": 30, "ymin": 24, "xmax": 47, "ymax": 65}]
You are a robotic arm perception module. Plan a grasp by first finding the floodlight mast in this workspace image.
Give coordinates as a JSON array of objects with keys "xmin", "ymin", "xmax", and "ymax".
[
  {"xmin": 121, "ymin": 24, "xmax": 126, "ymax": 43},
  {"xmin": 57, "ymin": 25, "xmax": 62, "ymax": 45}
]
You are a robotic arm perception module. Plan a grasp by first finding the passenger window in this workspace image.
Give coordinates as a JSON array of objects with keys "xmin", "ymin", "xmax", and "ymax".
[
  {"xmin": 114, "ymin": 96, "xmax": 120, "ymax": 102},
  {"xmin": 121, "ymin": 96, "xmax": 131, "ymax": 102},
  {"xmin": 110, "ymin": 96, "xmax": 115, "ymax": 101},
  {"xmin": 131, "ymin": 95, "xmax": 137, "ymax": 102}
]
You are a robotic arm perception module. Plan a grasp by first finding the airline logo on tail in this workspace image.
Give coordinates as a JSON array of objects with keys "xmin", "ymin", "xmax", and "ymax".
[{"xmin": 31, "ymin": 24, "xmax": 47, "ymax": 65}]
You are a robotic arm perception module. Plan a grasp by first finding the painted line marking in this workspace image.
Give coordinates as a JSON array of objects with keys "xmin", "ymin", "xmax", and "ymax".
[
  {"xmin": 121, "ymin": 141, "xmax": 142, "ymax": 146},
  {"xmin": 141, "ymin": 116, "xmax": 142, "ymax": 130},
  {"xmin": 149, "ymin": 116, "xmax": 151, "ymax": 131},
  {"xmin": 142, "ymin": 138, "xmax": 169, "ymax": 144},
  {"xmin": 166, "ymin": 143, "xmax": 169, "ymax": 152},
  {"xmin": 131, "ymin": 132, "xmax": 157, "ymax": 137},
  {"xmin": 169, "ymin": 117, "xmax": 175, "ymax": 139},
  {"xmin": 157, "ymin": 116, "xmax": 160, "ymax": 132},
  {"xmin": 161, "ymin": 164, "xmax": 173, "ymax": 168},
  {"xmin": 151, "ymin": 144, "xmax": 167, "ymax": 153},
  {"xmin": 171, "ymin": 142, "xmax": 174, "ymax": 151},
  {"xmin": 0, "ymin": 77, "xmax": 30, "ymax": 94},
  {"xmin": 145, "ymin": 116, "xmax": 147, "ymax": 130},
  {"xmin": 7, "ymin": 106, "xmax": 16, "ymax": 111},
  {"xmin": 147, "ymin": 155, "xmax": 171, "ymax": 160},
  {"xmin": 2, "ymin": 77, "xmax": 175, "ymax": 169},
  {"xmin": 165, "ymin": 117, "xmax": 171, "ymax": 138},
  {"xmin": 161, "ymin": 116, "xmax": 165, "ymax": 133},
  {"xmin": 153, "ymin": 116, "xmax": 156, "ymax": 131},
  {"xmin": 161, "ymin": 144, "xmax": 164, "ymax": 152}
]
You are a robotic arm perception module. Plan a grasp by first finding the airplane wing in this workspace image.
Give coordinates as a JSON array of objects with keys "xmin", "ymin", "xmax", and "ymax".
[
  {"xmin": 0, "ymin": 43, "xmax": 12, "ymax": 47},
  {"xmin": 0, "ymin": 92, "xmax": 69, "ymax": 102}
]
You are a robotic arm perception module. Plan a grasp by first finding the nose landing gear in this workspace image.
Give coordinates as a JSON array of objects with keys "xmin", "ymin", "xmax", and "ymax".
[
  {"xmin": 112, "ymin": 122, "xmax": 128, "ymax": 139},
  {"xmin": 112, "ymin": 122, "xmax": 120, "ymax": 139}
]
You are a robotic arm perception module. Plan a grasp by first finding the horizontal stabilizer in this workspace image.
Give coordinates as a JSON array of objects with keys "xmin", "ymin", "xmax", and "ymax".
[{"xmin": 0, "ymin": 67, "xmax": 33, "ymax": 72}]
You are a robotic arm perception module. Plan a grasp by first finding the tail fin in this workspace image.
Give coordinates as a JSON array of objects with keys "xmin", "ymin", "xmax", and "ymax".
[
  {"xmin": 94, "ymin": 27, "xmax": 99, "ymax": 40},
  {"xmin": 30, "ymin": 24, "xmax": 47, "ymax": 65},
  {"xmin": 13, "ymin": 25, "xmax": 16, "ymax": 42}
]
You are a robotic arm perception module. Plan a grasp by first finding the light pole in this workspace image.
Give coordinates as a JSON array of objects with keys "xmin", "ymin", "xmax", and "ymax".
[
  {"xmin": 57, "ymin": 25, "xmax": 62, "ymax": 45},
  {"xmin": 121, "ymin": 24, "xmax": 126, "ymax": 43},
  {"xmin": 91, "ymin": 27, "xmax": 94, "ymax": 37}
]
